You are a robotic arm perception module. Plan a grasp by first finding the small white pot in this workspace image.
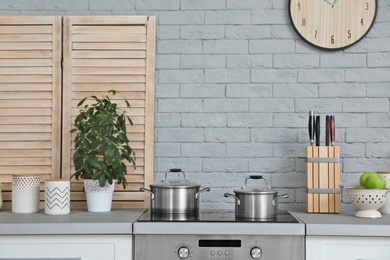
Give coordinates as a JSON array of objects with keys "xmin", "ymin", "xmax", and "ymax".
[
  {"xmin": 12, "ymin": 175, "xmax": 40, "ymax": 214},
  {"xmin": 45, "ymin": 179, "xmax": 70, "ymax": 215},
  {"xmin": 378, "ymin": 172, "xmax": 390, "ymax": 214},
  {"xmin": 84, "ymin": 179, "xmax": 115, "ymax": 212}
]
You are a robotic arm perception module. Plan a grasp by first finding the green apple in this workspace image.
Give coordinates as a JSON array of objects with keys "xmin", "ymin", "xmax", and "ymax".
[
  {"xmin": 365, "ymin": 175, "xmax": 386, "ymax": 189},
  {"xmin": 360, "ymin": 172, "xmax": 378, "ymax": 187},
  {"xmin": 353, "ymin": 185, "xmax": 366, "ymax": 189}
]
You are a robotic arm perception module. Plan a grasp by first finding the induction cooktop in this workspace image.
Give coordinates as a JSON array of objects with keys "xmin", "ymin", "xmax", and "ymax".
[{"xmin": 137, "ymin": 210, "xmax": 299, "ymax": 223}]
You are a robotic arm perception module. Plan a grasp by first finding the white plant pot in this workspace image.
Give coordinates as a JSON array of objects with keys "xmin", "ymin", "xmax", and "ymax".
[{"xmin": 84, "ymin": 179, "xmax": 115, "ymax": 212}]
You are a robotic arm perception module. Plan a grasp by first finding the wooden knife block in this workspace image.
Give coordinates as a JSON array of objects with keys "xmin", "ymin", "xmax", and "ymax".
[{"xmin": 306, "ymin": 146, "xmax": 340, "ymax": 213}]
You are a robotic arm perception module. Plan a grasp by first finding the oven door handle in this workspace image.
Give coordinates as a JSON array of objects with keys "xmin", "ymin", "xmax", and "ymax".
[{"xmin": 224, "ymin": 193, "xmax": 240, "ymax": 206}]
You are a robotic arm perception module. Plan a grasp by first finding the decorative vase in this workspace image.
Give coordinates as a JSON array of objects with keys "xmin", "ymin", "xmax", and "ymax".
[
  {"xmin": 84, "ymin": 179, "xmax": 115, "ymax": 212},
  {"xmin": 12, "ymin": 175, "xmax": 40, "ymax": 213},
  {"xmin": 45, "ymin": 179, "xmax": 70, "ymax": 215},
  {"xmin": 0, "ymin": 182, "xmax": 2, "ymax": 210},
  {"xmin": 378, "ymin": 172, "xmax": 390, "ymax": 214}
]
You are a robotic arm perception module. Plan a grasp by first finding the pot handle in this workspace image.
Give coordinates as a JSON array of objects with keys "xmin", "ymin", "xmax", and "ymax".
[
  {"xmin": 244, "ymin": 175, "xmax": 270, "ymax": 189},
  {"xmin": 196, "ymin": 187, "xmax": 211, "ymax": 199},
  {"xmin": 272, "ymin": 193, "xmax": 289, "ymax": 207},
  {"xmin": 164, "ymin": 168, "xmax": 187, "ymax": 183},
  {"xmin": 139, "ymin": 187, "xmax": 154, "ymax": 200},
  {"xmin": 224, "ymin": 193, "xmax": 240, "ymax": 206}
]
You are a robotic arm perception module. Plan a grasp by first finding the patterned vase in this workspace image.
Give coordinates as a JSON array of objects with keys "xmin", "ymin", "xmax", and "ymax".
[
  {"xmin": 12, "ymin": 175, "xmax": 40, "ymax": 213},
  {"xmin": 45, "ymin": 179, "xmax": 70, "ymax": 215}
]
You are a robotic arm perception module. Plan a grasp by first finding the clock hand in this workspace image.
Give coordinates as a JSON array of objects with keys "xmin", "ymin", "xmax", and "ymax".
[
  {"xmin": 323, "ymin": 0, "xmax": 333, "ymax": 6},
  {"xmin": 324, "ymin": 0, "xmax": 337, "ymax": 7}
]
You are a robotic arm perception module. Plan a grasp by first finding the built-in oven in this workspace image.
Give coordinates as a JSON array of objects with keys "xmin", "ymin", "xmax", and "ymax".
[{"xmin": 133, "ymin": 210, "xmax": 305, "ymax": 260}]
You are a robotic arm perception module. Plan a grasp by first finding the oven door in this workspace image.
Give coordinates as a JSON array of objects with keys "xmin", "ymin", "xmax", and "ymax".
[{"xmin": 135, "ymin": 234, "xmax": 304, "ymax": 260}]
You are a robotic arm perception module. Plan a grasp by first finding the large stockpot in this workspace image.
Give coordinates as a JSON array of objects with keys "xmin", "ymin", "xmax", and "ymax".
[
  {"xmin": 224, "ymin": 175, "xmax": 288, "ymax": 219},
  {"xmin": 140, "ymin": 169, "xmax": 210, "ymax": 214}
]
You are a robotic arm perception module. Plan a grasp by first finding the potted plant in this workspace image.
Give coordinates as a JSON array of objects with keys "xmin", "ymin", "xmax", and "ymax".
[{"xmin": 70, "ymin": 90, "xmax": 136, "ymax": 212}]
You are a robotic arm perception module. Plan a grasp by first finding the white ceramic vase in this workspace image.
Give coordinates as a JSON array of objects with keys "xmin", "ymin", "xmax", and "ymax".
[
  {"xmin": 0, "ymin": 182, "xmax": 2, "ymax": 210},
  {"xmin": 12, "ymin": 175, "xmax": 40, "ymax": 213},
  {"xmin": 378, "ymin": 172, "xmax": 390, "ymax": 214},
  {"xmin": 84, "ymin": 179, "xmax": 115, "ymax": 212},
  {"xmin": 45, "ymin": 179, "xmax": 70, "ymax": 215}
]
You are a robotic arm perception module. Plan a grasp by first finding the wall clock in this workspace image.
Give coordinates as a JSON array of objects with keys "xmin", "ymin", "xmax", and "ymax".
[{"xmin": 289, "ymin": 0, "xmax": 377, "ymax": 50}]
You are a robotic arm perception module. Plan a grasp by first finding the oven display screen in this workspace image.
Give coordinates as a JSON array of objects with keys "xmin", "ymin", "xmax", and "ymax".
[{"xmin": 198, "ymin": 239, "xmax": 241, "ymax": 248}]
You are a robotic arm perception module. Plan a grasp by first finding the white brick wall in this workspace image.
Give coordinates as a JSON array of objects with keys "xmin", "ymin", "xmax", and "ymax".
[{"xmin": 2, "ymin": 0, "xmax": 390, "ymax": 212}]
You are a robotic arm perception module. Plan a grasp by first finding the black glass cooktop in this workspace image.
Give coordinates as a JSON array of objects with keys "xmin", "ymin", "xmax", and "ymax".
[{"xmin": 137, "ymin": 210, "xmax": 299, "ymax": 223}]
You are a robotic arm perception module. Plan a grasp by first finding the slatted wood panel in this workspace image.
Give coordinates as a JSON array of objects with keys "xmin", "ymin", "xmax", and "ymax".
[
  {"xmin": 62, "ymin": 16, "xmax": 155, "ymax": 209},
  {"xmin": 0, "ymin": 17, "xmax": 62, "ymax": 209}
]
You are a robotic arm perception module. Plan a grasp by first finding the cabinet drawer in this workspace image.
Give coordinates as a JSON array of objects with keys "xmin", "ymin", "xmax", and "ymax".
[
  {"xmin": 0, "ymin": 235, "xmax": 132, "ymax": 260},
  {"xmin": 307, "ymin": 236, "xmax": 390, "ymax": 260}
]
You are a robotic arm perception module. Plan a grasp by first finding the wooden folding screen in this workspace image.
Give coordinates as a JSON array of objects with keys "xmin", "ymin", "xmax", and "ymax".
[
  {"xmin": 0, "ymin": 17, "xmax": 62, "ymax": 209},
  {"xmin": 62, "ymin": 16, "xmax": 155, "ymax": 209}
]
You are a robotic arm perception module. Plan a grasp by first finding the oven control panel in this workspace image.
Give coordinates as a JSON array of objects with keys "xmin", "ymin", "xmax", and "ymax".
[{"xmin": 135, "ymin": 234, "xmax": 303, "ymax": 260}]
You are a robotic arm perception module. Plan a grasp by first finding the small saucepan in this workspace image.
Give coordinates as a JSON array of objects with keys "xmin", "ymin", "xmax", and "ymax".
[{"xmin": 224, "ymin": 175, "xmax": 288, "ymax": 219}]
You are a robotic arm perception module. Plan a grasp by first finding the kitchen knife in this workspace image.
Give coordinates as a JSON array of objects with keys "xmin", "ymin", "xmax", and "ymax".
[
  {"xmin": 325, "ymin": 115, "xmax": 330, "ymax": 146},
  {"xmin": 315, "ymin": 115, "xmax": 320, "ymax": 146},
  {"xmin": 330, "ymin": 115, "xmax": 335, "ymax": 146},
  {"xmin": 308, "ymin": 110, "xmax": 315, "ymax": 146}
]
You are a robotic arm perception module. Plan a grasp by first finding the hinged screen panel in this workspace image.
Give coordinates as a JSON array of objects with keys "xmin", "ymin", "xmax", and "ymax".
[
  {"xmin": 62, "ymin": 16, "xmax": 155, "ymax": 209},
  {"xmin": 0, "ymin": 16, "xmax": 62, "ymax": 209}
]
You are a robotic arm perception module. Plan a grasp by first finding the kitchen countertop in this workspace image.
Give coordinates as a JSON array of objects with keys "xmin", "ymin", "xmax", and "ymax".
[
  {"xmin": 1, "ymin": 208, "xmax": 390, "ymax": 237},
  {"xmin": 0, "ymin": 209, "xmax": 146, "ymax": 235},
  {"xmin": 291, "ymin": 210, "xmax": 390, "ymax": 237}
]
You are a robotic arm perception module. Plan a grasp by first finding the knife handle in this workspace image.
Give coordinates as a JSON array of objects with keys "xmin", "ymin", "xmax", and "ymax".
[
  {"xmin": 330, "ymin": 115, "xmax": 335, "ymax": 146},
  {"xmin": 315, "ymin": 115, "xmax": 320, "ymax": 146},
  {"xmin": 325, "ymin": 115, "xmax": 330, "ymax": 146},
  {"xmin": 308, "ymin": 111, "xmax": 315, "ymax": 146}
]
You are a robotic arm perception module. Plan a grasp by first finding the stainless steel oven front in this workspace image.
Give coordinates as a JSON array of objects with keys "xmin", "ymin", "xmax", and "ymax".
[
  {"xmin": 134, "ymin": 234, "xmax": 304, "ymax": 260},
  {"xmin": 133, "ymin": 210, "xmax": 305, "ymax": 260}
]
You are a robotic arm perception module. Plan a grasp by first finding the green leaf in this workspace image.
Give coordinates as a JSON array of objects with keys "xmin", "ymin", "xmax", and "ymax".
[
  {"xmin": 118, "ymin": 162, "xmax": 126, "ymax": 176},
  {"xmin": 92, "ymin": 170, "xmax": 103, "ymax": 179},
  {"xmin": 124, "ymin": 98, "xmax": 131, "ymax": 108},
  {"xmin": 107, "ymin": 174, "xmax": 113, "ymax": 185},
  {"xmin": 91, "ymin": 160, "xmax": 103, "ymax": 171},
  {"xmin": 77, "ymin": 97, "xmax": 87, "ymax": 107},
  {"xmin": 126, "ymin": 115, "xmax": 133, "ymax": 125},
  {"xmin": 99, "ymin": 173, "xmax": 107, "ymax": 187}
]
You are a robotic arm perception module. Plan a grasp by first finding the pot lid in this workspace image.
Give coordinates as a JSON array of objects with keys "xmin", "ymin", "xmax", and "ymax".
[
  {"xmin": 234, "ymin": 187, "xmax": 278, "ymax": 194},
  {"xmin": 151, "ymin": 179, "xmax": 201, "ymax": 189},
  {"xmin": 150, "ymin": 169, "xmax": 201, "ymax": 189},
  {"xmin": 233, "ymin": 175, "xmax": 278, "ymax": 194}
]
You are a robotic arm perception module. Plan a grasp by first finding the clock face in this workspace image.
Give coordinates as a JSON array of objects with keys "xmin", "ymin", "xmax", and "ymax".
[{"xmin": 289, "ymin": 0, "xmax": 377, "ymax": 50}]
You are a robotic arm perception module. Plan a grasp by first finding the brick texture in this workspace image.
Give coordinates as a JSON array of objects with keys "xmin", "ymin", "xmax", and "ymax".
[{"xmin": 2, "ymin": 0, "xmax": 389, "ymax": 211}]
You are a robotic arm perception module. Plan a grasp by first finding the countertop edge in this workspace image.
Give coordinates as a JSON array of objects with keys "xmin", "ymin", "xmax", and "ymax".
[{"xmin": 290, "ymin": 210, "xmax": 390, "ymax": 237}]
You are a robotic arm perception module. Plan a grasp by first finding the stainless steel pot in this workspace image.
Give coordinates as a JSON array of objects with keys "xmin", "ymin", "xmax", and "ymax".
[
  {"xmin": 140, "ymin": 169, "xmax": 210, "ymax": 214},
  {"xmin": 224, "ymin": 175, "xmax": 288, "ymax": 219}
]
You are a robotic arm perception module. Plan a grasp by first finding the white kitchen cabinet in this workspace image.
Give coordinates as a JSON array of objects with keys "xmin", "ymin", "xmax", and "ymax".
[
  {"xmin": 0, "ymin": 235, "xmax": 132, "ymax": 260},
  {"xmin": 306, "ymin": 236, "xmax": 390, "ymax": 260}
]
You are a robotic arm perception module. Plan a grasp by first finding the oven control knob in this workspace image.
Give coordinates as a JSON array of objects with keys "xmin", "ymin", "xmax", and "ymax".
[
  {"xmin": 178, "ymin": 246, "xmax": 190, "ymax": 259},
  {"xmin": 250, "ymin": 247, "xmax": 262, "ymax": 259}
]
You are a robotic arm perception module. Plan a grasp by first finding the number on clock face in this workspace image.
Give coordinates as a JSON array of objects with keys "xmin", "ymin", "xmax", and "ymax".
[{"xmin": 289, "ymin": 0, "xmax": 377, "ymax": 50}]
